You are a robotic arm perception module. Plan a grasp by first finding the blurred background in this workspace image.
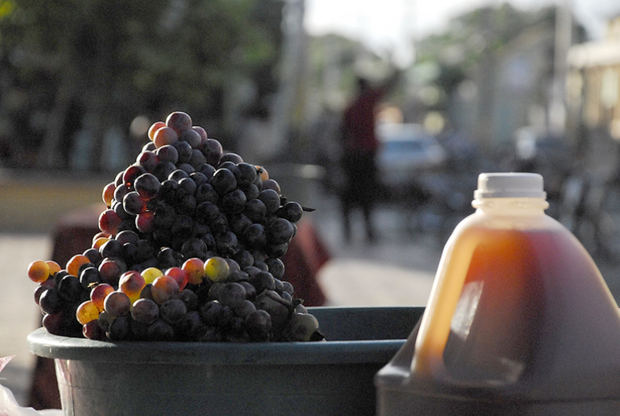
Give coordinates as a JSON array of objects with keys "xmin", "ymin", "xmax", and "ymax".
[{"xmin": 1, "ymin": 0, "xmax": 620, "ymax": 407}]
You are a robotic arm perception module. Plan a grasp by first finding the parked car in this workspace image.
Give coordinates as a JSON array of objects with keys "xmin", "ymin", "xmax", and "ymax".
[{"xmin": 376, "ymin": 122, "xmax": 447, "ymax": 192}]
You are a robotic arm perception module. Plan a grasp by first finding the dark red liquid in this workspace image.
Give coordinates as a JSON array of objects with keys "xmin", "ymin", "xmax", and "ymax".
[{"xmin": 443, "ymin": 227, "xmax": 619, "ymax": 389}]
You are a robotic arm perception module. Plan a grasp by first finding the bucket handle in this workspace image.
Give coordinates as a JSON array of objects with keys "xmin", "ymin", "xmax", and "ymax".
[{"xmin": 411, "ymin": 227, "xmax": 480, "ymax": 379}]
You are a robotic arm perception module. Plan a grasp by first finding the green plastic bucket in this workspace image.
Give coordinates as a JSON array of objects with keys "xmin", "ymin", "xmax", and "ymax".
[{"xmin": 28, "ymin": 306, "xmax": 423, "ymax": 416}]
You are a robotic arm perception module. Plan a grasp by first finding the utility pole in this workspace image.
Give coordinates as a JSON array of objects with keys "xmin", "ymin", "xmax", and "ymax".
[{"xmin": 550, "ymin": 0, "xmax": 572, "ymax": 135}]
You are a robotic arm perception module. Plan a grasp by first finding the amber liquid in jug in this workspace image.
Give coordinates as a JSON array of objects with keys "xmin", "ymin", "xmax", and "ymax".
[{"xmin": 377, "ymin": 173, "xmax": 620, "ymax": 414}]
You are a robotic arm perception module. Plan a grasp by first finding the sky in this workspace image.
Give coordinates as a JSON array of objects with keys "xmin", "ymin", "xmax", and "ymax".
[{"xmin": 305, "ymin": 0, "xmax": 620, "ymax": 66}]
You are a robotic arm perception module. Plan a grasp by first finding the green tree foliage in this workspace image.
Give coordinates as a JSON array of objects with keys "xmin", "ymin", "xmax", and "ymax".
[{"xmin": 0, "ymin": 0, "xmax": 283, "ymax": 170}]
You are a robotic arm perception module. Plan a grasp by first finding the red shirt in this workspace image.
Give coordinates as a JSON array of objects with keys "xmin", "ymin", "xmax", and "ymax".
[{"xmin": 342, "ymin": 88, "xmax": 383, "ymax": 153}]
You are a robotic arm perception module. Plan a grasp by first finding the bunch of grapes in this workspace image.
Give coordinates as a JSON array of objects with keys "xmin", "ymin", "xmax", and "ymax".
[{"xmin": 27, "ymin": 111, "xmax": 323, "ymax": 343}]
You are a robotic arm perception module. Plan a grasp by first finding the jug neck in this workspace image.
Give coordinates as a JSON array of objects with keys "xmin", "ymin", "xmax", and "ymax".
[{"xmin": 472, "ymin": 197, "xmax": 549, "ymax": 216}]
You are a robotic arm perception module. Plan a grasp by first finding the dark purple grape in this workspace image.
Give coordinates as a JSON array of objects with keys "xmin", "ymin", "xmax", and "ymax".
[
  {"xmin": 209, "ymin": 214, "xmax": 228, "ymax": 235},
  {"xmin": 201, "ymin": 233, "xmax": 216, "ymax": 250},
  {"xmin": 175, "ymin": 194, "xmax": 197, "ymax": 216},
  {"xmin": 152, "ymin": 161, "xmax": 176, "ymax": 182},
  {"xmin": 216, "ymin": 231, "xmax": 238, "ymax": 256},
  {"xmin": 142, "ymin": 141, "xmax": 156, "ymax": 152},
  {"xmin": 243, "ymin": 223, "xmax": 266, "ymax": 248},
  {"xmin": 236, "ymin": 162, "xmax": 258, "ymax": 186},
  {"xmin": 218, "ymin": 161, "xmax": 241, "ymax": 180},
  {"xmin": 258, "ymin": 189, "xmax": 281, "ymax": 214},
  {"xmin": 166, "ymin": 111, "xmax": 192, "ymax": 134},
  {"xmin": 39, "ymin": 288, "xmax": 63, "ymax": 314},
  {"xmin": 113, "ymin": 184, "xmax": 130, "ymax": 203},
  {"xmin": 134, "ymin": 173, "xmax": 160, "ymax": 200},
  {"xmin": 245, "ymin": 309, "xmax": 272, "ymax": 342},
  {"xmin": 201, "ymin": 138, "xmax": 223, "ymax": 166},
  {"xmin": 42, "ymin": 312, "xmax": 65, "ymax": 335},
  {"xmin": 57, "ymin": 275, "xmax": 83, "ymax": 301},
  {"xmin": 179, "ymin": 128, "xmax": 202, "ymax": 148},
  {"xmin": 251, "ymin": 271, "xmax": 276, "ymax": 294},
  {"xmin": 34, "ymin": 285, "xmax": 47, "ymax": 306},
  {"xmin": 178, "ymin": 177, "xmax": 197, "ymax": 195},
  {"xmin": 244, "ymin": 199, "xmax": 267, "ymax": 222},
  {"xmin": 262, "ymin": 179, "xmax": 281, "ymax": 194},
  {"xmin": 281, "ymin": 281, "xmax": 294, "ymax": 295},
  {"xmin": 277, "ymin": 201, "xmax": 303, "ymax": 223},
  {"xmin": 255, "ymin": 290, "xmax": 290, "ymax": 331},
  {"xmin": 147, "ymin": 319, "xmax": 175, "ymax": 341},
  {"xmin": 218, "ymin": 282, "xmax": 247, "ymax": 308},
  {"xmin": 171, "ymin": 215, "xmax": 194, "ymax": 236},
  {"xmin": 180, "ymin": 238, "xmax": 208, "ymax": 259},
  {"xmin": 130, "ymin": 318, "xmax": 149, "ymax": 340},
  {"xmin": 189, "ymin": 149, "xmax": 207, "ymax": 168},
  {"xmin": 229, "ymin": 213, "xmax": 252, "ymax": 235},
  {"xmin": 189, "ymin": 172, "xmax": 208, "ymax": 186},
  {"xmin": 199, "ymin": 300, "xmax": 224, "ymax": 326},
  {"xmin": 192, "ymin": 125, "xmax": 208, "ymax": 141},
  {"xmin": 113, "ymin": 200, "xmax": 131, "ymax": 220},
  {"xmin": 267, "ymin": 217, "xmax": 294, "ymax": 244},
  {"xmin": 233, "ymin": 250, "xmax": 254, "ymax": 269},
  {"xmin": 197, "ymin": 163, "xmax": 216, "ymax": 179},
  {"xmin": 122, "ymin": 191, "xmax": 145, "ymax": 216},
  {"xmin": 135, "ymin": 211, "xmax": 155, "ymax": 233},
  {"xmin": 169, "ymin": 169, "xmax": 189, "ymax": 183},
  {"xmin": 107, "ymin": 315, "xmax": 130, "ymax": 341},
  {"xmin": 136, "ymin": 151, "xmax": 159, "ymax": 172},
  {"xmin": 122, "ymin": 243, "xmax": 138, "ymax": 265},
  {"xmin": 115, "ymin": 170, "xmax": 124, "ymax": 186},
  {"xmin": 243, "ymin": 266, "xmax": 262, "ymax": 278},
  {"xmin": 266, "ymin": 242, "xmax": 289, "ymax": 258},
  {"xmin": 221, "ymin": 189, "xmax": 247, "ymax": 214},
  {"xmin": 193, "ymin": 221, "xmax": 210, "ymax": 236},
  {"xmin": 265, "ymin": 258, "xmax": 285, "ymax": 279},
  {"xmin": 178, "ymin": 288, "xmax": 198, "ymax": 310},
  {"xmin": 240, "ymin": 183, "xmax": 260, "ymax": 200},
  {"xmin": 156, "ymin": 144, "xmax": 179, "ymax": 164},
  {"xmin": 135, "ymin": 239, "xmax": 155, "ymax": 263},
  {"xmin": 98, "ymin": 257, "xmax": 126, "ymax": 286},
  {"xmin": 123, "ymin": 165, "xmax": 146, "ymax": 187},
  {"xmin": 159, "ymin": 179, "xmax": 180, "ymax": 203},
  {"xmin": 116, "ymin": 230, "xmax": 139, "ymax": 245},
  {"xmin": 104, "ymin": 291, "xmax": 131, "ymax": 317},
  {"xmin": 219, "ymin": 152, "xmax": 243, "ymax": 164},
  {"xmin": 177, "ymin": 162, "xmax": 195, "ymax": 174},
  {"xmin": 83, "ymin": 248, "xmax": 103, "ymax": 266},
  {"xmin": 174, "ymin": 140, "xmax": 193, "ymax": 163},
  {"xmin": 157, "ymin": 247, "xmax": 179, "ymax": 269},
  {"xmin": 83, "ymin": 320, "xmax": 105, "ymax": 340},
  {"xmin": 79, "ymin": 266, "xmax": 101, "ymax": 289},
  {"xmin": 160, "ymin": 298, "xmax": 187, "ymax": 325},
  {"xmin": 131, "ymin": 298, "xmax": 159, "ymax": 325},
  {"xmin": 195, "ymin": 183, "xmax": 219, "ymax": 204},
  {"xmin": 211, "ymin": 168, "xmax": 237, "ymax": 195},
  {"xmin": 176, "ymin": 311, "xmax": 206, "ymax": 341},
  {"xmin": 239, "ymin": 281, "xmax": 257, "ymax": 300}
]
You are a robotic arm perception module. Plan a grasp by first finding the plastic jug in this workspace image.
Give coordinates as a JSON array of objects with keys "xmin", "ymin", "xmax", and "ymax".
[{"xmin": 376, "ymin": 172, "xmax": 620, "ymax": 415}]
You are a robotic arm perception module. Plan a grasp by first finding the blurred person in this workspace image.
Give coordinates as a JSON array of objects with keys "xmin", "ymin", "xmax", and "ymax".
[{"xmin": 339, "ymin": 71, "xmax": 398, "ymax": 243}]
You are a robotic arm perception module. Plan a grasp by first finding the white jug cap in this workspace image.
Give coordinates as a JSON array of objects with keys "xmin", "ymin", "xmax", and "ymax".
[{"xmin": 474, "ymin": 172, "xmax": 546, "ymax": 199}]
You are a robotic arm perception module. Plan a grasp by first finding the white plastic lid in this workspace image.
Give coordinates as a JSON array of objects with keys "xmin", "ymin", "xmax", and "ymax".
[{"xmin": 474, "ymin": 172, "xmax": 546, "ymax": 199}]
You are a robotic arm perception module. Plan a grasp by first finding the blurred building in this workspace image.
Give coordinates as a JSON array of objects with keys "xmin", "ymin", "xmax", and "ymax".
[{"xmin": 567, "ymin": 15, "xmax": 620, "ymax": 178}]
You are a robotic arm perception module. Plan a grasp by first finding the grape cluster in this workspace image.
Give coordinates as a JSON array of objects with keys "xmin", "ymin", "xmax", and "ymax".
[{"xmin": 27, "ymin": 111, "xmax": 323, "ymax": 343}]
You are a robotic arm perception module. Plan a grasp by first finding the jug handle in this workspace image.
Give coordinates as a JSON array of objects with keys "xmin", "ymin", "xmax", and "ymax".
[{"xmin": 411, "ymin": 227, "xmax": 480, "ymax": 379}]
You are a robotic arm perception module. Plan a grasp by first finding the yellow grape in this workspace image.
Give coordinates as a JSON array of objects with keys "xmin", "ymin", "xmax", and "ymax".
[
  {"xmin": 27, "ymin": 260, "xmax": 50, "ymax": 283},
  {"xmin": 204, "ymin": 257, "xmax": 230, "ymax": 282},
  {"xmin": 76, "ymin": 300, "xmax": 100, "ymax": 325},
  {"xmin": 141, "ymin": 267, "xmax": 163, "ymax": 285}
]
